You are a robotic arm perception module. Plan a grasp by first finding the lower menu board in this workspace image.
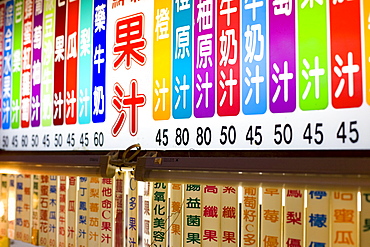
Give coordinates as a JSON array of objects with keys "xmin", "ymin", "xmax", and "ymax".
[{"xmin": 0, "ymin": 0, "xmax": 369, "ymax": 151}]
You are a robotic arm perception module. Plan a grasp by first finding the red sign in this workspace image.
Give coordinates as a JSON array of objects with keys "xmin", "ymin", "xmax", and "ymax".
[{"xmin": 330, "ymin": 0, "xmax": 363, "ymax": 109}]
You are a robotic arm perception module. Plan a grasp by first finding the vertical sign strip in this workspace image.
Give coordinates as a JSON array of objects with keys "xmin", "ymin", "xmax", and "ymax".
[
  {"xmin": 364, "ymin": 0, "xmax": 370, "ymax": 105},
  {"xmin": 31, "ymin": 0, "xmax": 42, "ymax": 127},
  {"xmin": 306, "ymin": 188, "xmax": 330, "ymax": 247},
  {"xmin": 7, "ymin": 175, "xmax": 15, "ymax": 239},
  {"xmin": 88, "ymin": 177, "xmax": 101, "ymax": 246},
  {"xmin": 330, "ymin": 0, "xmax": 362, "ymax": 109},
  {"xmin": 143, "ymin": 181, "xmax": 152, "ymax": 247},
  {"xmin": 242, "ymin": 185, "xmax": 260, "ymax": 247},
  {"xmin": 201, "ymin": 185, "xmax": 220, "ymax": 247},
  {"xmin": 261, "ymin": 186, "xmax": 282, "ymax": 247},
  {"xmin": 220, "ymin": 185, "xmax": 238, "ymax": 247},
  {"xmin": 194, "ymin": 0, "xmax": 215, "ymax": 118},
  {"xmin": 22, "ymin": 174, "xmax": 32, "ymax": 243},
  {"xmin": 31, "ymin": 175, "xmax": 39, "ymax": 246},
  {"xmin": 41, "ymin": 0, "xmax": 55, "ymax": 126},
  {"xmin": 0, "ymin": 3, "xmax": 5, "ymax": 127},
  {"xmin": 2, "ymin": 0, "xmax": 14, "ymax": 130},
  {"xmin": 170, "ymin": 183, "xmax": 183, "ymax": 247},
  {"xmin": 241, "ymin": 0, "xmax": 267, "ymax": 115},
  {"xmin": 77, "ymin": 176, "xmax": 89, "ymax": 247},
  {"xmin": 0, "ymin": 175, "xmax": 8, "ymax": 238},
  {"xmin": 53, "ymin": 0, "xmax": 67, "ymax": 125},
  {"xmin": 269, "ymin": 0, "xmax": 296, "ymax": 113},
  {"xmin": 298, "ymin": 0, "xmax": 328, "ymax": 111},
  {"xmin": 38, "ymin": 175, "xmax": 49, "ymax": 246},
  {"xmin": 65, "ymin": 0, "xmax": 79, "ymax": 125},
  {"xmin": 100, "ymin": 177, "xmax": 114, "ymax": 247},
  {"xmin": 217, "ymin": 0, "xmax": 240, "ymax": 116},
  {"xmin": 58, "ymin": 176, "xmax": 67, "ymax": 247},
  {"xmin": 15, "ymin": 175, "xmax": 23, "ymax": 241},
  {"xmin": 361, "ymin": 191, "xmax": 370, "ymax": 246},
  {"xmin": 11, "ymin": 0, "xmax": 23, "ymax": 129},
  {"xmin": 114, "ymin": 172, "xmax": 124, "ymax": 247},
  {"xmin": 127, "ymin": 175, "xmax": 138, "ymax": 247},
  {"xmin": 78, "ymin": 0, "xmax": 93, "ymax": 124},
  {"xmin": 153, "ymin": 0, "xmax": 171, "ymax": 120},
  {"xmin": 172, "ymin": 0, "xmax": 192, "ymax": 119},
  {"xmin": 331, "ymin": 190, "xmax": 358, "ymax": 247},
  {"xmin": 48, "ymin": 176, "xmax": 58, "ymax": 247},
  {"xmin": 67, "ymin": 176, "xmax": 77, "ymax": 247},
  {"xmin": 92, "ymin": 0, "xmax": 107, "ymax": 123},
  {"xmin": 284, "ymin": 188, "xmax": 304, "ymax": 247},
  {"xmin": 20, "ymin": 0, "xmax": 33, "ymax": 128},
  {"xmin": 152, "ymin": 182, "xmax": 168, "ymax": 246},
  {"xmin": 184, "ymin": 184, "xmax": 201, "ymax": 247}
]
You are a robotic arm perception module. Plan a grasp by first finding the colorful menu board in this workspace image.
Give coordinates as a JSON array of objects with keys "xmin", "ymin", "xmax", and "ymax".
[{"xmin": 0, "ymin": 0, "xmax": 369, "ymax": 151}]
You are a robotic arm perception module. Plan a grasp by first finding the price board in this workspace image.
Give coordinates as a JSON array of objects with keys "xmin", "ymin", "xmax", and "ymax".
[{"xmin": 0, "ymin": 0, "xmax": 369, "ymax": 151}]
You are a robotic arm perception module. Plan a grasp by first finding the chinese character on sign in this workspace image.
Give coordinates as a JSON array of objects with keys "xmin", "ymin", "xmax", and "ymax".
[
  {"xmin": 94, "ymin": 4, "xmax": 106, "ymax": 33},
  {"xmin": 66, "ymin": 90, "xmax": 76, "ymax": 118},
  {"xmin": 244, "ymin": 0, "xmax": 263, "ymax": 21},
  {"xmin": 219, "ymin": 29, "xmax": 237, "ymax": 66},
  {"xmin": 111, "ymin": 80, "xmax": 146, "ymax": 137},
  {"xmin": 196, "ymin": 72, "xmax": 213, "ymax": 108},
  {"xmin": 79, "ymin": 88, "xmax": 90, "ymax": 117},
  {"xmin": 309, "ymin": 214, "xmax": 327, "ymax": 228},
  {"xmin": 174, "ymin": 75, "xmax": 190, "ymax": 110},
  {"xmin": 93, "ymin": 44, "xmax": 105, "ymax": 74},
  {"xmin": 219, "ymin": 69, "xmax": 237, "ymax": 107},
  {"xmin": 334, "ymin": 231, "xmax": 354, "ymax": 245},
  {"xmin": 302, "ymin": 57, "xmax": 325, "ymax": 100},
  {"xmin": 154, "ymin": 78, "xmax": 169, "ymax": 112},
  {"xmin": 219, "ymin": 0, "xmax": 237, "ymax": 26},
  {"xmin": 263, "ymin": 235, "xmax": 279, "ymax": 247},
  {"xmin": 175, "ymin": 25, "xmax": 190, "ymax": 59},
  {"xmin": 245, "ymin": 65, "xmax": 264, "ymax": 105},
  {"xmin": 244, "ymin": 196, "xmax": 256, "ymax": 209},
  {"xmin": 272, "ymin": 61, "xmax": 293, "ymax": 103},
  {"xmin": 333, "ymin": 52, "xmax": 360, "ymax": 99},
  {"xmin": 197, "ymin": 34, "xmax": 213, "ymax": 68},
  {"xmin": 67, "ymin": 32, "xmax": 77, "ymax": 59},
  {"xmin": 55, "ymin": 35, "xmax": 65, "ymax": 62},
  {"xmin": 155, "ymin": 8, "xmax": 170, "ymax": 40},
  {"xmin": 93, "ymin": 85, "xmax": 104, "ymax": 116},
  {"xmin": 273, "ymin": 0, "xmax": 292, "ymax": 16},
  {"xmin": 113, "ymin": 13, "xmax": 146, "ymax": 70},
  {"xmin": 286, "ymin": 238, "xmax": 302, "ymax": 247},
  {"xmin": 286, "ymin": 211, "xmax": 302, "ymax": 225},
  {"xmin": 197, "ymin": 0, "xmax": 213, "ymax": 31},
  {"xmin": 203, "ymin": 229, "xmax": 217, "ymax": 242},
  {"xmin": 175, "ymin": 0, "xmax": 190, "ymax": 12},
  {"xmin": 244, "ymin": 24, "xmax": 264, "ymax": 63},
  {"xmin": 187, "ymin": 233, "xmax": 201, "ymax": 244},
  {"xmin": 33, "ymin": 26, "xmax": 42, "ymax": 49},
  {"xmin": 80, "ymin": 28, "xmax": 91, "ymax": 56},
  {"xmin": 264, "ymin": 209, "xmax": 279, "ymax": 223}
]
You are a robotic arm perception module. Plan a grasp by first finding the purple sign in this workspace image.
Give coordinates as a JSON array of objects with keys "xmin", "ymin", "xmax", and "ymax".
[
  {"xmin": 193, "ymin": 0, "xmax": 215, "ymax": 118},
  {"xmin": 31, "ymin": 0, "xmax": 43, "ymax": 127},
  {"xmin": 269, "ymin": 0, "xmax": 296, "ymax": 113}
]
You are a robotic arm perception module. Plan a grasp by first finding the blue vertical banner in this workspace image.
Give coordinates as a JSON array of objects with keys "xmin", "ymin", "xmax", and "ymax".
[
  {"xmin": 78, "ymin": 0, "xmax": 93, "ymax": 124},
  {"xmin": 2, "ymin": 0, "xmax": 13, "ymax": 129},
  {"xmin": 172, "ymin": 0, "xmax": 193, "ymax": 119},
  {"xmin": 92, "ymin": 0, "xmax": 106, "ymax": 123},
  {"xmin": 242, "ymin": 0, "xmax": 267, "ymax": 115}
]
